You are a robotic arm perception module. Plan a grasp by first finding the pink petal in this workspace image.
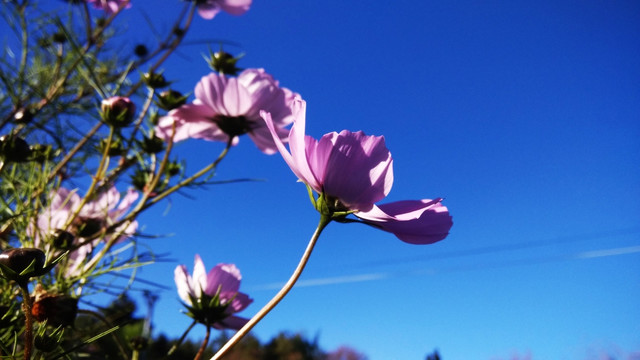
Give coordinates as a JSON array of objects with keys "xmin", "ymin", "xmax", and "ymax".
[
  {"xmin": 219, "ymin": 0, "xmax": 252, "ymax": 15},
  {"xmin": 155, "ymin": 104, "xmax": 228, "ymax": 143},
  {"xmin": 192, "ymin": 255, "xmax": 207, "ymax": 298},
  {"xmin": 213, "ymin": 315, "xmax": 250, "ymax": 330},
  {"xmin": 247, "ymin": 123, "xmax": 288, "ymax": 155},
  {"xmin": 174, "ymin": 265, "xmax": 194, "ymax": 305},
  {"xmin": 356, "ymin": 199, "xmax": 453, "ymax": 244},
  {"xmin": 239, "ymin": 69, "xmax": 293, "ymax": 122},
  {"xmin": 227, "ymin": 291, "xmax": 253, "ymax": 313},
  {"xmin": 195, "ymin": 73, "xmax": 252, "ymax": 117},
  {"xmin": 319, "ymin": 131, "xmax": 393, "ymax": 211},
  {"xmin": 205, "ymin": 263, "xmax": 241, "ymax": 296},
  {"xmin": 197, "ymin": 3, "xmax": 220, "ymax": 19},
  {"xmin": 261, "ymin": 100, "xmax": 321, "ymax": 191}
]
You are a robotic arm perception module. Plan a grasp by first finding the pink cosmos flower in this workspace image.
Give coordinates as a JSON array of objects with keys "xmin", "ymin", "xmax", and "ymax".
[
  {"xmin": 262, "ymin": 100, "xmax": 453, "ymax": 244},
  {"xmin": 155, "ymin": 68, "xmax": 298, "ymax": 154},
  {"xmin": 86, "ymin": 0, "xmax": 131, "ymax": 14},
  {"xmin": 174, "ymin": 255, "xmax": 252, "ymax": 329},
  {"xmin": 196, "ymin": 0, "xmax": 252, "ymax": 20},
  {"xmin": 28, "ymin": 186, "xmax": 138, "ymax": 275}
]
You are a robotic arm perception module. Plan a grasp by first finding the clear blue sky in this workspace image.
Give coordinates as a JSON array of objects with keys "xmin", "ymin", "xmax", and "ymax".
[{"xmin": 30, "ymin": 1, "xmax": 640, "ymax": 359}]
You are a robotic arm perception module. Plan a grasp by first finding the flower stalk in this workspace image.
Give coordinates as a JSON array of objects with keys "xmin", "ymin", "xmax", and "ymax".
[{"xmin": 212, "ymin": 214, "xmax": 332, "ymax": 360}]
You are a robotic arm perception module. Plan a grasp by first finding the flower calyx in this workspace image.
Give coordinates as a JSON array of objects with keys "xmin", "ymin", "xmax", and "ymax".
[
  {"xmin": 156, "ymin": 90, "xmax": 188, "ymax": 111},
  {"xmin": 309, "ymin": 186, "xmax": 355, "ymax": 220},
  {"xmin": 182, "ymin": 286, "xmax": 235, "ymax": 327},
  {"xmin": 205, "ymin": 48, "xmax": 243, "ymax": 75}
]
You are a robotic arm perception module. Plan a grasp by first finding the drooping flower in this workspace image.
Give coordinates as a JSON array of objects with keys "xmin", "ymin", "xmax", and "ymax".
[
  {"xmin": 154, "ymin": 68, "xmax": 299, "ymax": 154},
  {"xmin": 174, "ymin": 255, "xmax": 252, "ymax": 329},
  {"xmin": 85, "ymin": 0, "xmax": 131, "ymax": 14},
  {"xmin": 195, "ymin": 0, "xmax": 252, "ymax": 20},
  {"xmin": 28, "ymin": 186, "xmax": 138, "ymax": 275},
  {"xmin": 262, "ymin": 100, "xmax": 453, "ymax": 244}
]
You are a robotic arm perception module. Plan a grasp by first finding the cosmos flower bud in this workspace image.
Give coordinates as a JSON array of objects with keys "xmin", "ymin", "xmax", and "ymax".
[
  {"xmin": 156, "ymin": 90, "xmax": 188, "ymax": 111},
  {"xmin": 14, "ymin": 107, "xmax": 34, "ymax": 124},
  {"xmin": 0, "ymin": 135, "xmax": 32, "ymax": 163},
  {"xmin": 141, "ymin": 134, "xmax": 165, "ymax": 154},
  {"xmin": 0, "ymin": 248, "xmax": 48, "ymax": 282},
  {"xmin": 142, "ymin": 71, "xmax": 169, "ymax": 89},
  {"xmin": 28, "ymin": 143, "xmax": 56, "ymax": 163},
  {"xmin": 32, "ymin": 295, "xmax": 78, "ymax": 327},
  {"xmin": 206, "ymin": 50, "xmax": 242, "ymax": 75},
  {"xmin": 34, "ymin": 324, "xmax": 65, "ymax": 352},
  {"xmin": 50, "ymin": 229, "xmax": 75, "ymax": 250},
  {"xmin": 101, "ymin": 96, "xmax": 136, "ymax": 128},
  {"xmin": 134, "ymin": 44, "xmax": 149, "ymax": 58},
  {"xmin": 98, "ymin": 137, "xmax": 125, "ymax": 156}
]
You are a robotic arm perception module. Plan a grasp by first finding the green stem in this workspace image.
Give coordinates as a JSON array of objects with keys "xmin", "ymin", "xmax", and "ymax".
[
  {"xmin": 76, "ymin": 309, "xmax": 129, "ymax": 359},
  {"xmin": 167, "ymin": 320, "xmax": 196, "ymax": 357},
  {"xmin": 211, "ymin": 215, "xmax": 332, "ymax": 360}
]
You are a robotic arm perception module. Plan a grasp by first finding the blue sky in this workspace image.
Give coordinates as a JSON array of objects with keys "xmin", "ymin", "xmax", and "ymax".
[
  {"xmin": 17, "ymin": 1, "xmax": 640, "ymax": 359},
  {"xmin": 126, "ymin": 1, "xmax": 640, "ymax": 359}
]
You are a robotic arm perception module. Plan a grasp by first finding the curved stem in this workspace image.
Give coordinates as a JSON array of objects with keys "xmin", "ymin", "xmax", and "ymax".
[
  {"xmin": 211, "ymin": 215, "xmax": 332, "ymax": 360},
  {"xmin": 167, "ymin": 320, "xmax": 197, "ymax": 357},
  {"xmin": 194, "ymin": 325, "xmax": 211, "ymax": 360}
]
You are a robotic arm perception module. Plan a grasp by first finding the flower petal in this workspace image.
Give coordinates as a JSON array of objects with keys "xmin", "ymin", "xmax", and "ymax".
[
  {"xmin": 174, "ymin": 265, "xmax": 194, "ymax": 305},
  {"xmin": 213, "ymin": 315, "xmax": 250, "ymax": 330},
  {"xmin": 227, "ymin": 291, "xmax": 253, "ymax": 313},
  {"xmin": 320, "ymin": 131, "xmax": 393, "ymax": 211},
  {"xmin": 356, "ymin": 199, "xmax": 453, "ymax": 244},
  {"xmin": 261, "ymin": 99, "xmax": 321, "ymax": 191},
  {"xmin": 196, "ymin": 3, "xmax": 220, "ymax": 19},
  {"xmin": 192, "ymin": 255, "xmax": 207, "ymax": 298},
  {"xmin": 205, "ymin": 263, "xmax": 241, "ymax": 296},
  {"xmin": 155, "ymin": 104, "xmax": 229, "ymax": 143},
  {"xmin": 219, "ymin": 0, "xmax": 252, "ymax": 16}
]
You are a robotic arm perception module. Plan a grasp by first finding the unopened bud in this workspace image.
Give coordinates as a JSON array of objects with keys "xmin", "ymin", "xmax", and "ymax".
[
  {"xmin": 32, "ymin": 295, "xmax": 78, "ymax": 327},
  {"xmin": 101, "ymin": 96, "xmax": 136, "ymax": 128},
  {"xmin": 141, "ymin": 135, "xmax": 165, "ymax": 154},
  {"xmin": 0, "ymin": 248, "xmax": 48, "ymax": 281},
  {"xmin": 98, "ymin": 137, "xmax": 125, "ymax": 156},
  {"xmin": 142, "ymin": 72, "xmax": 170, "ymax": 89},
  {"xmin": 0, "ymin": 135, "xmax": 32, "ymax": 163},
  {"xmin": 156, "ymin": 90, "xmax": 187, "ymax": 111},
  {"xmin": 14, "ymin": 107, "xmax": 34, "ymax": 124},
  {"xmin": 134, "ymin": 44, "xmax": 149, "ymax": 58},
  {"xmin": 207, "ymin": 50, "xmax": 242, "ymax": 75}
]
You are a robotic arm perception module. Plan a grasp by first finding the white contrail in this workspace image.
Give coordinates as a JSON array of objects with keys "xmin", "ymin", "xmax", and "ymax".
[
  {"xmin": 249, "ymin": 244, "xmax": 640, "ymax": 291},
  {"xmin": 252, "ymin": 272, "xmax": 390, "ymax": 291},
  {"xmin": 574, "ymin": 245, "xmax": 640, "ymax": 259}
]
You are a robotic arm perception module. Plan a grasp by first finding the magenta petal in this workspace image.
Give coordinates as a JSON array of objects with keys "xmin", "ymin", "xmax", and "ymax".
[
  {"xmin": 205, "ymin": 263, "xmax": 241, "ymax": 296},
  {"xmin": 320, "ymin": 131, "xmax": 393, "ymax": 211},
  {"xmin": 356, "ymin": 199, "xmax": 453, "ymax": 244},
  {"xmin": 213, "ymin": 315, "xmax": 250, "ymax": 330},
  {"xmin": 261, "ymin": 100, "xmax": 322, "ymax": 191},
  {"xmin": 228, "ymin": 291, "xmax": 253, "ymax": 312}
]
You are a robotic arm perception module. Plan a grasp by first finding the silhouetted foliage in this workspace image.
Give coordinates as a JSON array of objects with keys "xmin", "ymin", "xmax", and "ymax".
[{"xmin": 426, "ymin": 349, "xmax": 441, "ymax": 360}]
